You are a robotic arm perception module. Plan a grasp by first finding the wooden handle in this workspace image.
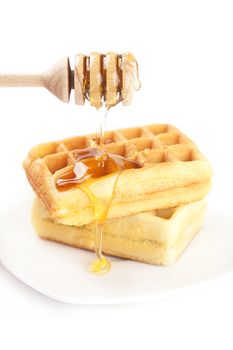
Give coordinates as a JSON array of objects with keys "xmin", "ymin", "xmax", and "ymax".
[
  {"xmin": 0, "ymin": 57, "xmax": 71, "ymax": 103},
  {"xmin": 0, "ymin": 74, "xmax": 43, "ymax": 87}
]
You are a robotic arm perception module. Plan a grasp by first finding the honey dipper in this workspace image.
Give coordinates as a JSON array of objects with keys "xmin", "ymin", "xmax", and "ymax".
[{"xmin": 0, "ymin": 52, "xmax": 140, "ymax": 108}]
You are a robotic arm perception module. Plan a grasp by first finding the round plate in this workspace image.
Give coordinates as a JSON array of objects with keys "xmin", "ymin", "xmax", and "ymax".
[{"xmin": 0, "ymin": 194, "xmax": 232, "ymax": 305}]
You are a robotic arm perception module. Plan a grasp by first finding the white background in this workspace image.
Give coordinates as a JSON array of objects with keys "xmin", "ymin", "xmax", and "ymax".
[{"xmin": 0, "ymin": 0, "xmax": 233, "ymax": 349}]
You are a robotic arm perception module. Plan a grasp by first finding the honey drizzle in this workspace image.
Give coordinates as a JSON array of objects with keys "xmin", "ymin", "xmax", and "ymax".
[
  {"xmin": 81, "ymin": 169, "xmax": 122, "ymax": 274},
  {"xmin": 96, "ymin": 108, "xmax": 108, "ymax": 146},
  {"xmin": 79, "ymin": 185, "xmax": 111, "ymax": 275},
  {"xmin": 58, "ymin": 52, "xmax": 141, "ymax": 274},
  {"xmin": 56, "ymin": 146, "xmax": 141, "ymax": 274}
]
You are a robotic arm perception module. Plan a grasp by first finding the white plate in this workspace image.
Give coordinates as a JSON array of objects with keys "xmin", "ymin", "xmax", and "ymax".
[{"xmin": 0, "ymin": 193, "xmax": 232, "ymax": 305}]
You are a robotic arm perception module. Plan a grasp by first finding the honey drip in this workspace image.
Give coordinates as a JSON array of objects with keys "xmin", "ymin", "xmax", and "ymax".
[
  {"xmin": 58, "ymin": 52, "xmax": 141, "ymax": 274},
  {"xmin": 97, "ymin": 108, "xmax": 107, "ymax": 146},
  {"xmin": 56, "ymin": 146, "xmax": 141, "ymax": 274}
]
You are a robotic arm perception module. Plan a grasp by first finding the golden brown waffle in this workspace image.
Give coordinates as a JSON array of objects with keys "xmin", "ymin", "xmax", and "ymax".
[
  {"xmin": 24, "ymin": 124, "xmax": 212, "ymax": 226},
  {"xmin": 32, "ymin": 198, "xmax": 206, "ymax": 265}
]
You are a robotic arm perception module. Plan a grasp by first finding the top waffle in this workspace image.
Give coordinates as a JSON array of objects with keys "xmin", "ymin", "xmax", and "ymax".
[{"xmin": 23, "ymin": 124, "xmax": 212, "ymax": 226}]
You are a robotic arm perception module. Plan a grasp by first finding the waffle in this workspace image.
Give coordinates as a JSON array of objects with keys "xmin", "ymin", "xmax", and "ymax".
[
  {"xmin": 32, "ymin": 198, "xmax": 206, "ymax": 265},
  {"xmin": 24, "ymin": 124, "xmax": 212, "ymax": 226}
]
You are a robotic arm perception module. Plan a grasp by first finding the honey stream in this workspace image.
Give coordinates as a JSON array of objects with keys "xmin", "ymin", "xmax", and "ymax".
[
  {"xmin": 56, "ymin": 132, "xmax": 141, "ymax": 274},
  {"xmin": 56, "ymin": 53, "xmax": 141, "ymax": 274}
]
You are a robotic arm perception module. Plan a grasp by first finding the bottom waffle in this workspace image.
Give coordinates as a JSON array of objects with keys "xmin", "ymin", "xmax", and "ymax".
[{"xmin": 32, "ymin": 198, "xmax": 206, "ymax": 265}]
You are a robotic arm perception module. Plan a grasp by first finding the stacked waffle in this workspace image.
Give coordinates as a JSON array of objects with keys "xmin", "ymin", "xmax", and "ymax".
[{"xmin": 24, "ymin": 124, "xmax": 212, "ymax": 265}]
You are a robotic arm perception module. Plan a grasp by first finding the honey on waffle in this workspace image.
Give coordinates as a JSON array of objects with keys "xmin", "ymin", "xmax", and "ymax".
[{"xmin": 56, "ymin": 147, "xmax": 141, "ymax": 274}]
